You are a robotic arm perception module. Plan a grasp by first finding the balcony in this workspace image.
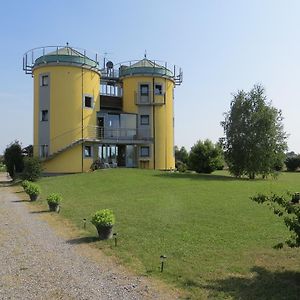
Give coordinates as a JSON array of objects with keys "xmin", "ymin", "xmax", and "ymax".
[{"xmin": 87, "ymin": 126, "xmax": 152, "ymax": 144}]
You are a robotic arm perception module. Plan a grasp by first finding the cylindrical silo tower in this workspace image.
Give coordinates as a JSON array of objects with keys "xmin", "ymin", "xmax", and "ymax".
[
  {"xmin": 119, "ymin": 57, "xmax": 182, "ymax": 170},
  {"xmin": 23, "ymin": 45, "xmax": 100, "ymax": 173}
]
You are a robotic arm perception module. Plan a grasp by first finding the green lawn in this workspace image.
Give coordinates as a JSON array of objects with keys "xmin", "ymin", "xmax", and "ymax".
[{"xmin": 36, "ymin": 170, "xmax": 300, "ymax": 299}]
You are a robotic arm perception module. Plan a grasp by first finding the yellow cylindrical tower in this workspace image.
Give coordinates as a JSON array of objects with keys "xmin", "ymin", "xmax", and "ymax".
[
  {"xmin": 24, "ymin": 46, "xmax": 100, "ymax": 173},
  {"xmin": 120, "ymin": 58, "xmax": 182, "ymax": 170}
]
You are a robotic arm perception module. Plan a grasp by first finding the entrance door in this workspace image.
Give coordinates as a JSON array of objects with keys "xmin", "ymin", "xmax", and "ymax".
[
  {"xmin": 126, "ymin": 145, "xmax": 137, "ymax": 168},
  {"xmin": 118, "ymin": 145, "xmax": 126, "ymax": 167}
]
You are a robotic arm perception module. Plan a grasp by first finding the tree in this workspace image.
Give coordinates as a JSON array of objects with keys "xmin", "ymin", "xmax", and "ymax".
[
  {"xmin": 175, "ymin": 146, "xmax": 189, "ymax": 164},
  {"xmin": 4, "ymin": 141, "xmax": 24, "ymax": 179},
  {"xmin": 251, "ymin": 192, "xmax": 300, "ymax": 248},
  {"xmin": 188, "ymin": 139, "xmax": 224, "ymax": 174},
  {"xmin": 221, "ymin": 84, "xmax": 287, "ymax": 179}
]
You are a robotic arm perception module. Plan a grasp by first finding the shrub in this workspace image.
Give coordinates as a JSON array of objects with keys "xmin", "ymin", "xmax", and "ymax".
[
  {"xmin": 251, "ymin": 192, "xmax": 300, "ymax": 248},
  {"xmin": 188, "ymin": 139, "xmax": 224, "ymax": 174},
  {"xmin": 176, "ymin": 161, "xmax": 187, "ymax": 173},
  {"xmin": 24, "ymin": 182, "xmax": 41, "ymax": 196},
  {"xmin": 285, "ymin": 156, "xmax": 300, "ymax": 172},
  {"xmin": 21, "ymin": 180, "xmax": 30, "ymax": 190},
  {"xmin": 46, "ymin": 193, "xmax": 62, "ymax": 205},
  {"xmin": 91, "ymin": 209, "xmax": 115, "ymax": 227},
  {"xmin": 0, "ymin": 162, "xmax": 6, "ymax": 172},
  {"xmin": 22, "ymin": 157, "xmax": 42, "ymax": 181}
]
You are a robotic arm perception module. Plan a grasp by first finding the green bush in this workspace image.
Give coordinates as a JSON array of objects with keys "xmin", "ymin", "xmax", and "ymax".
[
  {"xmin": 21, "ymin": 180, "xmax": 31, "ymax": 190},
  {"xmin": 0, "ymin": 162, "xmax": 6, "ymax": 172},
  {"xmin": 91, "ymin": 209, "xmax": 115, "ymax": 227},
  {"xmin": 251, "ymin": 192, "xmax": 300, "ymax": 247},
  {"xmin": 188, "ymin": 139, "xmax": 224, "ymax": 174},
  {"xmin": 24, "ymin": 182, "xmax": 41, "ymax": 196},
  {"xmin": 176, "ymin": 161, "xmax": 187, "ymax": 172},
  {"xmin": 22, "ymin": 157, "xmax": 42, "ymax": 181},
  {"xmin": 285, "ymin": 156, "xmax": 300, "ymax": 172},
  {"xmin": 46, "ymin": 193, "xmax": 62, "ymax": 205}
]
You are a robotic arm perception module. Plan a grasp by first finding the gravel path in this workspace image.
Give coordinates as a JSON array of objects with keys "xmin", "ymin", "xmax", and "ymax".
[{"xmin": 0, "ymin": 174, "xmax": 176, "ymax": 300}]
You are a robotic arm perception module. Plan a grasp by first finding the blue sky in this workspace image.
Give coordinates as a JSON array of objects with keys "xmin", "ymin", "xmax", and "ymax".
[{"xmin": 1, "ymin": 0, "xmax": 299, "ymax": 153}]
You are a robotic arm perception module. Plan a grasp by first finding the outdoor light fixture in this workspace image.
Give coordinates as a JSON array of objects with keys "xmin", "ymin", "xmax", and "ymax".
[
  {"xmin": 113, "ymin": 233, "xmax": 118, "ymax": 247},
  {"xmin": 83, "ymin": 218, "xmax": 87, "ymax": 229},
  {"xmin": 160, "ymin": 255, "xmax": 167, "ymax": 272}
]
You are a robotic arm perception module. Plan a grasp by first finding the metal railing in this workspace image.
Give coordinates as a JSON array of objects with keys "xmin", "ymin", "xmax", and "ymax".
[
  {"xmin": 23, "ymin": 45, "xmax": 100, "ymax": 74},
  {"xmin": 35, "ymin": 125, "xmax": 152, "ymax": 158},
  {"xmin": 100, "ymin": 59, "xmax": 183, "ymax": 85},
  {"xmin": 85, "ymin": 126, "xmax": 151, "ymax": 141}
]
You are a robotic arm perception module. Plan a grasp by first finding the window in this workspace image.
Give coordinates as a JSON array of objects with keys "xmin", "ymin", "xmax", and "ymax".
[
  {"xmin": 41, "ymin": 75, "xmax": 49, "ymax": 86},
  {"xmin": 40, "ymin": 110, "xmax": 48, "ymax": 121},
  {"xmin": 140, "ymin": 84, "xmax": 149, "ymax": 96},
  {"xmin": 84, "ymin": 145, "xmax": 92, "ymax": 158},
  {"xmin": 84, "ymin": 95, "xmax": 93, "ymax": 108},
  {"xmin": 140, "ymin": 115, "xmax": 149, "ymax": 125},
  {"xmin": 140, "ymin": 146, "xmax": 150, "ymax": 157},
  {"xmin": 39, "ymin": 145, "xmax": 48, "ymax": 158},
  {"xmin": 155, "ymin": 84, "xmax": 163, "ymax": 95}
]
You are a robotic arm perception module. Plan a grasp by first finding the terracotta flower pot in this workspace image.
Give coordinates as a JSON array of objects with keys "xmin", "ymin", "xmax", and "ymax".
[{"xmin": 96, "ymin": 225, "xmax": 113, "ymax": 240}]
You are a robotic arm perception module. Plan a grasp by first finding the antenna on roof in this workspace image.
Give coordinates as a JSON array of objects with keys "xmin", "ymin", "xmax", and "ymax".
[
  {"xmin": 66, "ymin": 42, "xmax": 69, "ymax": 47},
  {"xmin": 144, "ymin": 50, "xmax": 147, "ymax": 59}
]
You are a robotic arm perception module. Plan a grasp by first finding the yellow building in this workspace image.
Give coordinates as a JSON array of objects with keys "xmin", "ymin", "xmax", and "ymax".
[{"xmin": 23, "ymin": 45, "xmax": 182, "ymax": 173}]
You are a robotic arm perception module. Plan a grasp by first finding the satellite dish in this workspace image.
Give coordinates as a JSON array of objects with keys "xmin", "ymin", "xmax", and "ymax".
[{"xmin": 106, "ymin": 61, "xmax": 114, "ymax": 69}]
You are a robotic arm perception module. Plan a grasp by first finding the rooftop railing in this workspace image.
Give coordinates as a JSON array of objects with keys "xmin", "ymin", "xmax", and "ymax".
[{"xmin": 23, "ymin": 45, "xmax": 100, "ymax": 74}]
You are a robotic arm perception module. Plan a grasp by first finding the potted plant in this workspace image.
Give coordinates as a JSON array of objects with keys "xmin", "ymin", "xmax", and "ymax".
[
  {"xmin": 91, "ymin": 209, "xmax": 115, "ymax": 240},
  {"xmin": 46, "ymin": 193, "xmax": 62, "ymax": 212},
  {"xmin": 21, "ymin": 180, "xmax": 30, "ymax": 191},
  {"xmin": 25, "ymin": 182, "xmax": 41, "ymax": 201}
]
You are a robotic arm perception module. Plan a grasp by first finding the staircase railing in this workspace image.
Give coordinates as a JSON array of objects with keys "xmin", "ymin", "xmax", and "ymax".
[{"xmin": 37, "ymin": 125, "xmax": 152, "ymax": 159}]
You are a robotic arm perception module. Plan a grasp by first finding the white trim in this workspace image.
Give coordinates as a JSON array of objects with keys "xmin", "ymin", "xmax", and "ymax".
[
  {"xmin": 83, "ymin": 94, "xmax": 94, "ymax": 109},
  {"xmin": 83, "ymin": 144, "xmax": 93, "ymax": 158}
]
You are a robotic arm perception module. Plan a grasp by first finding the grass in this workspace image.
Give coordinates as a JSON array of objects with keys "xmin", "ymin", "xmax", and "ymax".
[{"xmin": 35, "ymin": 169, "xmax": 300, "ymax": 299}]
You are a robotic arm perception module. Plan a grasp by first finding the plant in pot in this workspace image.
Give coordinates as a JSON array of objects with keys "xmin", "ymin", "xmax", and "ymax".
[
  {"xmin": 46, "ymin": 193, "xmax": 62, "ymax": 212},
  {"xmin": 91, "ymin": 209, "xmax": 115, "ymax": 240},
  {"xmin": 21, "ymin": 180, "xmax": 30, "ymax": 191},
  {"xmin": 25, "ymin": 182, "xmax": 41, "ymax": 201}
]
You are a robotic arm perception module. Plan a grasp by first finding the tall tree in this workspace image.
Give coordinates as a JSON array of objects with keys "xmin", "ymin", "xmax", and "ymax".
[{"xmin": 221, "ymin": 84, "xmax": 287, "ymax": 179}]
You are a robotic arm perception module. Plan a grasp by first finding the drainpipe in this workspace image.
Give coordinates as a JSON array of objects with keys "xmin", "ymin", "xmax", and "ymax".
[
  {"xmin": 152, "ymin": 77, "xmax": 155, "ymax": 169},
  {"xmin": 81, "ymin": 67, "xmax": 84, "ymax": 173}
]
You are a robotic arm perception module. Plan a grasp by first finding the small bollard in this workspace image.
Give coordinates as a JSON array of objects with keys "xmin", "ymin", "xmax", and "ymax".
[
  {"xmin": 83, "ymin": 218, "xmax": 87, "ymax": 229},
  {"xmin": 113, "ymin": 233, "xmax": 118, "ymax": 247},
  {"xmin": 160, "ymin": 255, "xmax": 167, "ymax": 272}
]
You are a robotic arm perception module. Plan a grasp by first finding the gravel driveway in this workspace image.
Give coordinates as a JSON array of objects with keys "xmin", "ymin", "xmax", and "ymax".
[{"xmin": 0, "ymin": 174, "xmax": 177, "ymax": 300}]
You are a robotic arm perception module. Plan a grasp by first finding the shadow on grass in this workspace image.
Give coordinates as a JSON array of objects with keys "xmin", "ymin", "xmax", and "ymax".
[
  {"xmin": 30, "ymin": 210, "xmax": 50, "ymax": 214},
  {"xmin": 154, "ymin": 172, "xmax": 240, "ymax": 182},
  {"xmin": 203, "ymin": 266, "xmax": 300, "ymax": 300},
  {"xmin": 66, "ymin": 236, "xmax": 99, "ymax": 244}
]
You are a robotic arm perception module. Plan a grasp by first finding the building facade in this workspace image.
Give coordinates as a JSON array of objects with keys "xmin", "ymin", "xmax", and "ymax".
[{"xmin": 23, "ymin": 45, "xmax": 182, "ymax": 173}]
